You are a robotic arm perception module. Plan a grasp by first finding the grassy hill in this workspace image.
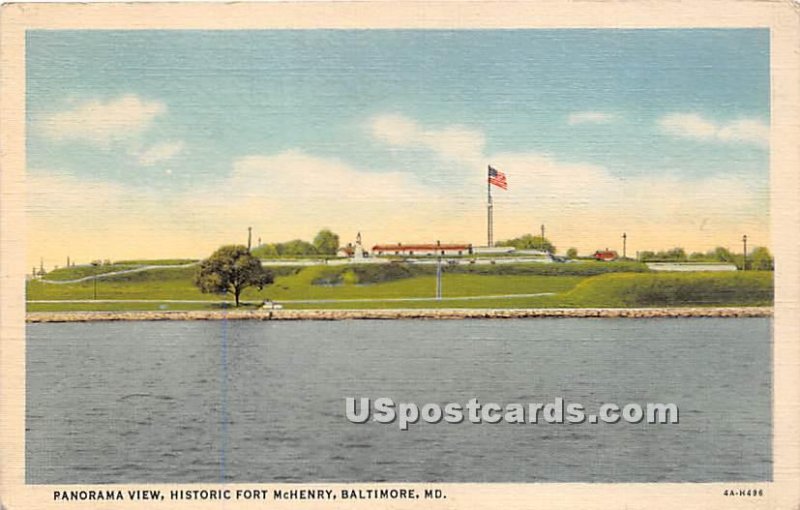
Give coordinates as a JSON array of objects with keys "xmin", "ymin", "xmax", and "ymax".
[{"xmin": 561, "ymin": 271, "xmax": 774, "ymax": 307}]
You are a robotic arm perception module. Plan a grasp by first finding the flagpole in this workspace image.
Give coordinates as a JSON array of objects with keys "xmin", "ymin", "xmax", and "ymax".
[{"xmin": 487, "ymin": 166, "xmax": 493, "ymax": 248}]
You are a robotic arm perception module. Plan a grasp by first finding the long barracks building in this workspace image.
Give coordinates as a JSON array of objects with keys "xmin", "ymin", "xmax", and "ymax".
[{"xmin": 371, "ymin": 242, "xmax": 473, "ymax": 257}]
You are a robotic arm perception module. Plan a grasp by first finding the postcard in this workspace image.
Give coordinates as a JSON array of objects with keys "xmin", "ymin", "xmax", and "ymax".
[{"xmin": 1, "ymin": 1, "xmax": 799, "ymax": 509}]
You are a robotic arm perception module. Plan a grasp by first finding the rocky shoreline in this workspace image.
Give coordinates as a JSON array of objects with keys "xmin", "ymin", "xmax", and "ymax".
[{"xmin": 26, "ymin": 307, "xmax": 773, "ymax": 323}]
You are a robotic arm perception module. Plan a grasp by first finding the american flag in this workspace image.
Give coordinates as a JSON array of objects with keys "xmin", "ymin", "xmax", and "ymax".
[{"xmin": 488, "ymin": 165, "xmax": 507, "ymax": 190}]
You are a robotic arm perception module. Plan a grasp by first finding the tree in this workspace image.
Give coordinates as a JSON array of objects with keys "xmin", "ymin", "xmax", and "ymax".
[
  {"xmin": 313, "ymin": 229, "xmax": 340, "ymax": 256},
  {"xmin": 639, "ymin": 247, "xmax": 687, "ymax": 261},
  {"xmin": 750, "ymin": 246, "xmax": 774, "ymax": 271},
  {"xmin": 566, "ymin": 247, "xmax": 578, "ymax": 259},
  {"xmin": 496, "ymin": 234, "xmax": 556, "ymax": 253},
  {"xmin": 194, "ymin": 245, "xmax": 274, "ymax": 306}
]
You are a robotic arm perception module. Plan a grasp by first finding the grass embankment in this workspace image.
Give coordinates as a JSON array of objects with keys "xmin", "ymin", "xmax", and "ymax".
[
  {"xmin": 40, "ymin": 264, "xmax": 141, "ymax": 281},
  {"xmin": 561, "ymin": 271, "xmax": 774, "ymax": 307},
  {"xmin": 41, "ymin": 259, "xmax": 197, "ymax": 282},
  {"xmin": 26, "ymin": 260, "xmax": 773, "ymax": 311}
]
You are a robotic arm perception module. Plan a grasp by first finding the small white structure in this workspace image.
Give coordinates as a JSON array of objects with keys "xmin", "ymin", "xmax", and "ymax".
[
  {"xmin": 354, "ymin": 232, "xmax": 366, "ymax": 260},
  {"xmin": 338, "ymin": 232, "xmax": 368, "ymax": 260}
]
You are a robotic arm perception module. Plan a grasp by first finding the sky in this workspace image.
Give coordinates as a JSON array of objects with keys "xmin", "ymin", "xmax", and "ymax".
[{"xmin": 26, "ymin": 29, "xmax": 770, "ymax": 267}]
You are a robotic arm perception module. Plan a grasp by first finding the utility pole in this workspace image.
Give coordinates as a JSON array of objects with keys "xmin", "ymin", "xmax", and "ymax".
[
  {"xmin": 742, "ymin": 234, "xmax": 748, "ymax": 271},
  {"xmin": 247, "ymin": 227, "xmax": 252, "ymax": 251},
  {"xmin": 540, "ymin": 224, "xmax": 545, "ymax": 251},
  {"xmin": 622, "ymin": 232, "xmax": 627, "ymax": 259}
]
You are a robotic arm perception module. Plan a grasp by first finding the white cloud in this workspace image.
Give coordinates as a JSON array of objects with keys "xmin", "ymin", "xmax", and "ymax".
[
  {"xmin": 369, "ymin": 114, "xmax": 485, "ymax": 164},
  {"xmin": 717, "ymin": 119, "xmax": 770, "ymax": 146},
  {"xmin": 38, "ymin": 95, "xmax": 166, "ymax": 145},
  {"xmin": 567, "ymin": 111, "xmax": 616, "ymax": 125},
  {"xmin": 136, "ymin": 141, "xmax": 186, "ymax": 166},
  {"xmin": 659, "ymin": 113, "xmax": 769, "ymax": 147}
]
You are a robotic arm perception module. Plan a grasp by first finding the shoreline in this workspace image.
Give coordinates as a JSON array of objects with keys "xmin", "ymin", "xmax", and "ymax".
[{"xmin": 26, "ymin": 307, "xmax": 773, "ymax": 323}]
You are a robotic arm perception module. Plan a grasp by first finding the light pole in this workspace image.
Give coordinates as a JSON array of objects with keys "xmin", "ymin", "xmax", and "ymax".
[
  {"xmin": 622, "ymin": 232, "xmax": 627, "ymax": 259},
  {"xmin": 742, "ymin": 234, "xmax": 748, "ymax": 271},
  {"xmin": 91, "ymin": 260, "xmax": 100, "ymax": 300}
]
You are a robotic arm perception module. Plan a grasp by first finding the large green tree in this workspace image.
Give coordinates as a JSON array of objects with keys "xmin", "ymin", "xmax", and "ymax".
[
  {"xmin": 313, "ymin": 229, "xmax": 340, "ymax": 256},
  {"xmin": 194, "ymin": 245, "xmax": 273, "ymax": 306}
]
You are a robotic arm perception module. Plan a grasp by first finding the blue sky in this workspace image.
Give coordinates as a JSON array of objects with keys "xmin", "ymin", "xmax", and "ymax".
[{"xmin": 26, "ymin": 29, "xmax": 770, "ymax": 265}]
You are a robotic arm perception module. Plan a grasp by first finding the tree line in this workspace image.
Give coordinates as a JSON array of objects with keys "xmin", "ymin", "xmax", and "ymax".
[
  {"xmin": 250, "ymin": 229, "xmax": 340, "ymax": 258},
  {"xmin": 638, "ymin": 246, "xmax": 773, "ymax": 270}
]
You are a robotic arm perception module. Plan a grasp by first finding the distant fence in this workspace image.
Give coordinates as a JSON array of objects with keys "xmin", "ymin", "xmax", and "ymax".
[{"xmin": 646, "ymin": 262, "xmax": 738, "ymax": 272}]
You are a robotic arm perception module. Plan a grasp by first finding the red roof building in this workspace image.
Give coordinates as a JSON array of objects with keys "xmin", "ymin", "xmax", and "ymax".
[{"xmin": 593, "ymin": 249, "xmax": 618, "ymax": 261}]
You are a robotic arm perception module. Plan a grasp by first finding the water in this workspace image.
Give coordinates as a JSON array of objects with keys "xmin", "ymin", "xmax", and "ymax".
[{"xmin": 26, "ymin": 318, "xmax": 772, "ymax": 483}]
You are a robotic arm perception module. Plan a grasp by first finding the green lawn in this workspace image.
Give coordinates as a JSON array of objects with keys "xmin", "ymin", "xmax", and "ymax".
[
  {"xmin": 262, "ymin": 266, "xmax": 581, "ymax": 301},
  {"xmin": 27, "ymin": 301, "xmax": 230, "ymax": 312}
]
